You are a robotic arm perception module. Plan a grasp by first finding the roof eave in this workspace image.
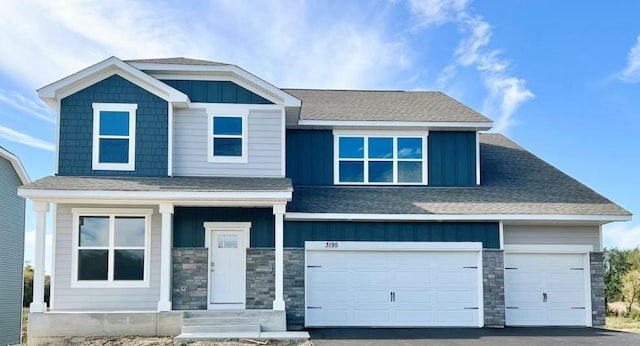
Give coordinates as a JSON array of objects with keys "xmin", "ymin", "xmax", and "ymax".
[
  {"xmin": 296, "ymin": 119, "xmax": 493, "ymax": 131},
  {"xmin": 0, "ymin": 147, "xmax": 30, "ymax": 184}
]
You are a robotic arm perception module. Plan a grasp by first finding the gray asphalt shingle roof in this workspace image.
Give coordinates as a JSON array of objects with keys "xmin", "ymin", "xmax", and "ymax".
[
  {"xmin": 126, "ymin": 57, "xmax": 228, "ymax": 66},
  {"xmin": 283, "ymin": 89, "xmax": 492, "ymax": 123},
  {"xmin": 21, "ymin": 176, "xmax": 292, "ymax": 192},
  {"xmin": 288, "ymin": 134, "xmax": 630, "ymax": 216}
]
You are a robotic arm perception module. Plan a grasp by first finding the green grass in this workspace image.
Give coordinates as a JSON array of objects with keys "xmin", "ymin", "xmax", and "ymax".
[{"xmin": 606, "ymin": 316, "xmax": 640, "ymax": 333}]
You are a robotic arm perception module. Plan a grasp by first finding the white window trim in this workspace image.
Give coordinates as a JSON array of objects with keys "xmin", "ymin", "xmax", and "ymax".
[
  {"xmin": 92, "ymin": 103, "xmax": 137, "ymax": 171},
  {"xmin": 333, "ymin": 130, "xmax": 428, "ymax": 185},
  {"xmin": 207, "ymin": 112, "xmax": 248, "ymax": 163},
  {"xmin": 71, "ymin": 208, "xmax": 153, "ymax": 288}
]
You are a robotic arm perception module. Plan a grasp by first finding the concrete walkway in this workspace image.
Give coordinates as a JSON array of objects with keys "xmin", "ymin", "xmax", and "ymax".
[{"xmin": 309, "ymin": 327, "xmax": 640, "ymax": 346}]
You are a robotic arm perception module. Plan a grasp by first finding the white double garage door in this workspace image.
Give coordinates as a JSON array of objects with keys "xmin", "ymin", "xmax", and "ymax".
[{"xmin": 305, "ymin": 242, "xmax": 592, "ymax": 327}]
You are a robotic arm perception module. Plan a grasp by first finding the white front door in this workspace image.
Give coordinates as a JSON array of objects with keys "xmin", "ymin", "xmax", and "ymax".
[
  {"xmin": 207, "ymin": 227, "xmax": 248, "ymax": 309},
  {"xmin": 504, "ymin": 252, "xmax": 589, "ymax": 326},
  {"xmin": 305, "ymin": 242, "xmax": 482, "ymax": 327}
]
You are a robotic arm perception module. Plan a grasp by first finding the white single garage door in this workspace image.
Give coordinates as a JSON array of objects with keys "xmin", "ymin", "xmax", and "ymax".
[
  {"xmin": 305, "ymin": 242, "xmax": 483, "ymax": 327},
  {"xmin": 504, "ymin": 252, "xmax": 590, "ymax": 326}
]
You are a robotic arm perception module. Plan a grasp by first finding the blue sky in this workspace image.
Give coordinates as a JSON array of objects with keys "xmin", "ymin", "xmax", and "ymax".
[{"xmin": 0, "ymin": 0, "xmax": 638, "ymax": 272}]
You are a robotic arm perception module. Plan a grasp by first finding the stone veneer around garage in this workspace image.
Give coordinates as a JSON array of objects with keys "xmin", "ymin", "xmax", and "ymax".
[
  {"xmin": 590, "ymin": 252, "xmax": 605, "ymax": 326},
  {"xmin": 482, "ymin": 250, "xmax": 505, "ymax": 327}
]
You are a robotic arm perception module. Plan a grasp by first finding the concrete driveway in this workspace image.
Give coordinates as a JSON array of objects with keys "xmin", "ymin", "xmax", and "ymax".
[{"xmin": 309, "ymin": 327, "xmax": 640, "ymax": 346}]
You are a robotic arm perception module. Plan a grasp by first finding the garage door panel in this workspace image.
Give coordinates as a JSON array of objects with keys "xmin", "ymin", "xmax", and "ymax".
[
  {"xmin": 305, "ymin": 247, "xmax": 482, "ymax": 327},
  {"xmin": 504, "ymin": 252, "xmax": 588, "ymax": 327}
]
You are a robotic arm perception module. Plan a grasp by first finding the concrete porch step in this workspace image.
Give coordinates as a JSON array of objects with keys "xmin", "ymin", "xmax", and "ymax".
[
  {"xmin": 174, "ymin": 331, "xmax": 310, "ymax": 342},
  {"xmin": 182, "ymin": 317, "xmax": 260, "ymax": 326},
  {"xmin": 183, "ymin": 310, "xmax": 262, "ymax": 319},
  {"xmin": 181, "ymin": 324, "xmax": 261, "ymax": 334}
]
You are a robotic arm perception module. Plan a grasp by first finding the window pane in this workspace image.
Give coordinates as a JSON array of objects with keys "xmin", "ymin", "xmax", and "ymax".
[
  {"xmin": 397, "ymin": 138, "xmax": 422, "ymax": 159},
  {"xmin": 339, "ymin": 161, "xmax": 364, "ymax": 182},
  {"xmin": 78, "ymin": 250, "xmax": 108, "ymax": 280},
  {"xmin": 213, "ymin": 138, "xmax": 242, "ymax": 156},
  {"xmin": 398, "ymin": 161, "xmax": 423, "ymax": 183},
  {"xmin": 114, "ymin": 217, "xmax": 145, "ymax": 247},
  {"xmin": 79, "ymin": 216, "xmax": 109, "ymax": 247},
  {"xmin": 114, "ymin": 250, "xmax": 144, "ymax": 280},
  {"xmin": 218, "ymin": 235, "xmax": 238, "ymax": 248},
  {"xmin": 213, "ymin": 116, "xmax": 242, "ymax": 135},
  {"xmin": 368, "ymin": 137, "xmax": 393, "ymax": 159},
  {"xmin": 338, "ymin": 137, "xmax": 364, "ymax": 158},
  {"xmin": 369, "ymin": 161, "xmax": 393, "ymax": 182},
  {"xmin": 99, "ymin": 138, "xmax": 129, "ymax": 163},
  {"xmin": 99, "ymin": 111, "xmax": 130, "ymax": 136}
]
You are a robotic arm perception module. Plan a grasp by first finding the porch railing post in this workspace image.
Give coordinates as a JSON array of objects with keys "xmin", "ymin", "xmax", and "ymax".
[{"xmin": 158, "ymin": 203, "xmax": 174, "ymax": 311}]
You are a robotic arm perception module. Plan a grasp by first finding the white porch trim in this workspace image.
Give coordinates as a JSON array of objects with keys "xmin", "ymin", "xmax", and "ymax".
[
  {"xmin": 273, "ymin": 204, "xmax": 286, "ymax": 311},
  {"xmin": 30, "ymin": 201, "xmax": 49, "ymax": 313},
  {"xmin": 158, "ymin": 203, "xmax": 174, "ymax": 311}
]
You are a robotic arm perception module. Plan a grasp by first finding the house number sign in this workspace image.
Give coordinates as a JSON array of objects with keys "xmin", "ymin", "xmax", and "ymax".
[{"xmin": 325, "ymin": 242, "xmax": 339, "ymax": 248}]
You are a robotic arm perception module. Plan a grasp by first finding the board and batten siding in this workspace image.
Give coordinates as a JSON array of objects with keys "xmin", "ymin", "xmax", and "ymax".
[
  {"xmin": 52, "ymin": 204, "xmax": 161, "ymax": 311},
  {"xmin": 172, "ymin": 108, "xmax": 283, "ymax": 177},
  {"xmin": 503, "ymin": 224, "xmax": 601, "ymax": 250},
  {"xmin": 0, "ymin": 156, "xmax": 25, "ymax": 345},
  {"xmin": 428, "ymin": 131, "xmax": 476, "ymax": 186}
]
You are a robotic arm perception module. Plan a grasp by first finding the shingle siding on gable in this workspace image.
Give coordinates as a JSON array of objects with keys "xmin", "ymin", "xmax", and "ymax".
[
  {"xmin": 429, "ymin": 131, "xmax": 476, "ymax": 186},
  {"xmin": 161, "ymin": 80, "xmax": 273, "ymax": 104},
  {"xmin": 58, "ymin": 74, "xmax": 168, "ymax": 176},
  {"xmin": 0, "ymin": 156, "xmax": 25, "ymax": 345}
]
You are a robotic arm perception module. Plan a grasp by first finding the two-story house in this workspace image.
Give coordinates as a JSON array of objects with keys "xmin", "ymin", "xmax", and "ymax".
[
  {"xmin": 19, "ymin": 57, "xmax": 630, "ymax": 341},
  {"xmin": 0, "ymin": 145, "xmax": 29, "ymax": 346}
]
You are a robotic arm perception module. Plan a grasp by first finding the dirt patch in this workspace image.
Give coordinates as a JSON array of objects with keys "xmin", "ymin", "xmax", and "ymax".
[{"xmin": 27, "ymin": 336, "xmax": 311, "ymax": 346}]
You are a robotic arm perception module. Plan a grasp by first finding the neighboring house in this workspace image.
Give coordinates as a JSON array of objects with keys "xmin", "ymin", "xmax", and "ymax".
[
  {"xmin": 19, "ymin": 57, "xmax": 631, "ymax": 341},
  {"xmin": 0, "ymin": 146, "xmax": 29, "ymax": 345}
]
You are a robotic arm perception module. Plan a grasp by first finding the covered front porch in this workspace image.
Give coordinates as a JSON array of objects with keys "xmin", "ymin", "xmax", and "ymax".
[{"xmin": 18, "ymin": 176, "xmax": 295, "ymax": 340}]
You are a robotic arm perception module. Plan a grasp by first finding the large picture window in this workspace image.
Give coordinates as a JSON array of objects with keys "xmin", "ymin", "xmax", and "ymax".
[
  {"xmin": 208, "ymin": 114, "xmax": 247, "ymax": 163},
  {"xmin": 92, "ymin": 103, "xmax": 137, "ymax": 171},
  {"xmin": 335, "ymin": 133, "xmax": 427, "ymax": 184},
  {"xmin": 72, "ymin": 209, "xmax": 152, "ymax": 288}
]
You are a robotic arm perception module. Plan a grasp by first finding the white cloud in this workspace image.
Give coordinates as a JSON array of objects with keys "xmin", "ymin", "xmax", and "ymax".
[
  {"xmin": 619, "ymin": 34, "xmax": 640, "ymax": 83},
  {"xmin": 603, "ymin": 223, "xmax": 640, "ymax": 250},
  {"xmin": 0, "ymin": 125, "xmax": 55, "ymax": 151},
  {"xmin": 0, "ymin": 90, "xmax": 55, "ymax": 123},
  {"xmin": 24, "ymin": 229, "xmax": 53, "ymax": 275},
  {"xmin": 410, "ymin": 0, "xmax": 534, "ymax": 133}
]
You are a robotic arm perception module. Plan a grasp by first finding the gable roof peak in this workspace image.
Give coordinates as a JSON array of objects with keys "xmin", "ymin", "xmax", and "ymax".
[{"xmin": 124, "ymin": 57, "xmax": 229, "ymax": 66}]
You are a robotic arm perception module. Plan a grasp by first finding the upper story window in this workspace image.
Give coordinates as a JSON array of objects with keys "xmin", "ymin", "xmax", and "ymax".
[
  {"xmin": 334, "ymin": 132, "xmax": 427, "ymax": 185},
  {"xmin": 208, "ymin": 114, "xmax": 247, "ymax": 163},
  {"xmin": 92, "ymin": 103, "xmax": 137, "ymax": 171},
  {"xmin": 71, "ymin": 208, "xmax": 152, "ymax": 288}
]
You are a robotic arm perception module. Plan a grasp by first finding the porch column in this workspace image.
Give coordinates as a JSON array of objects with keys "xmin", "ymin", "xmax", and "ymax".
[
  {"xmin": 273, "ymin": 204, "xmax": 286, "ymax": 310},
  {"xmin": 30, "ymin": 201, "xmax": 49, "ymax": 313},
  {"xmin": 158, "ymin": 203, "xmax": 174, "ymax": 311}
]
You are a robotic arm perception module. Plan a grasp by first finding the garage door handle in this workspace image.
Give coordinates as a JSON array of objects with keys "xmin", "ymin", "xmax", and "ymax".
[
  {"xmin": 506, "ymin": 307, "xmax": 519, "ymax": 309},
  {"xmin": 505, "ymin": 267, "xmax": 518, "ymax": 270},
  {"xmin": 464, "ymin": 307, "xmax": 478, "ymax": 310},
  {"xmin": 307, "ymin": 306, "xmax": 322, "ymax": 309},
  {"xmin": 572, "ymin": 307, "xmax": 586, "ymax": 309},
  {"xmin": 390, "ymin": 292, "xmax": 396, "ymax": 302},
  {"xmin": 307, "ymin": 265, "xmax": 322, "ymax": 268},
  {"xmin": 463, "ymin": 266, "xmax": 478, "ymax": 269},
  {"xmin": 570, "ymin": 268, "xmax": 584, "ymax": 270}
]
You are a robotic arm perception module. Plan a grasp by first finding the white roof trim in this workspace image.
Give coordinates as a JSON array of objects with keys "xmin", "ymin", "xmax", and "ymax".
[
  {"xmin": 18, "ymin": 188, "xmax": 292, "ymax": 202},
  {"xmin": 128, "ymin": 62, "xmax": 301, "ymax": 107},
  {"xmin": 297, "ymin": 119, "xmax": 493, "ymax": 130},
  {"xmin": 38, "ymin": 57, "xmax": 189, "ymax": 108},
  {"xmin": 285, "ymin": 212, "xmax": 631, "ymax": 223},
  {"xmin": 0, "ymin": 147, "xmax": 30, "ymax": 184}
]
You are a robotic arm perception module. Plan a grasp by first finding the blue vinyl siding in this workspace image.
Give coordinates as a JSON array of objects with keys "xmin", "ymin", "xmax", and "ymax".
[
  {"xmin": 58, "ymin": 74, "xmax": 168, "ymax": 176},
  {"xmin": 285, "ymin": 221, "xmax": 499, "ymax": 248},
  {"xmin": 173, "ymin": 207, "xmax": 275, "ymax": 248},
  {"xmin": 0, "ymin": 157, "xmax": 25, "ymax": 345},
  {"xmin": 173, "ymin": 207, "xmax": 498, "ymax": 249},
  {"xmin": 161, "ymin": 80, "xmax": 273, "ymax": 104},
  {"xmin": 286, "ymin": 129, "xmax": 333, "ymax": 186},
  {"xmin": 428, "ymin": 131, "xmax": 476, "ymax": 186}
]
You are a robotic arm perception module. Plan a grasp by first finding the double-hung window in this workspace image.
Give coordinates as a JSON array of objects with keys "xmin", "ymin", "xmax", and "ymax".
[
  {"xmin": 92, "ymin": 103, "xmax": 137, "ymax": 171},
  {"xmin": 335, "ymin": 133, "xmax": 427, "ymax": 184},
  {"xmin": 208, "ymin": 114, "xmax": 247, "ymax": 163},
  {"xmin": 72, "ymin": 208, "xmax": 152, "ymax": 288}
]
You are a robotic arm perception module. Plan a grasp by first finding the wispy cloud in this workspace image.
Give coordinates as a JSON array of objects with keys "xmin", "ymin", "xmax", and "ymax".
[
  {"xmin": 409, "ymin": 0, "xmax": 534, "ymax": 133},
  {"xmin": 0, "ymin": 90, "xmax": 55, "ymax": 123},
  {"xmin": 619, "ymin": 34, "xmax": 640, "ymax": 83},
  {"xmin": 604, "ymin": 223, "xmax": 640, "ymax": 250},
  {"xmin": 0, "ymin": 125, "xmax": 55, "ymax": 151}
]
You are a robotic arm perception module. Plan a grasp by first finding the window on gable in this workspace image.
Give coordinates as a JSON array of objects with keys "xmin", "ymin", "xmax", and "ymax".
[
  {"xmin": 336, "ymin": 134, "xmax": 426, "ymax": 185},
  {"xmin": 208, "ymin": 114, "xmax": 247, "ymax": 163},
  {"xmin": 73, "ymin": 209, "xmax": 151, "ymax": 288},
  {"xmin": 92, "ymin": 103, "xmax": 137, "ymax": 171}
]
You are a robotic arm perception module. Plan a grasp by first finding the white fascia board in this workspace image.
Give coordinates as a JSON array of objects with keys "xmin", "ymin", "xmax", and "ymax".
[
  {"xmin": 37, "ymin": 57, "xmax": 189, "ymax": 107},
  {"xmin": 0, "ymin": 147, "xmax": 30, "ymax": 184},
  {"xmin": 305, "ymin": 241, "xmax": 482, "ymax": 251},
  {"xmin": 284, "ymin": 212, "xmax": 632, "ymax": 223},
  {"xmin": 297, "ymin": 119, "xmax": 493, "ymax": 130},
  {"xmin": 130, "ymin": 63, "xmax": 301, "ymax": 107},
  {"xmin": 18, "ymin": 188, "xmax": 292, "ymax": 202}
]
